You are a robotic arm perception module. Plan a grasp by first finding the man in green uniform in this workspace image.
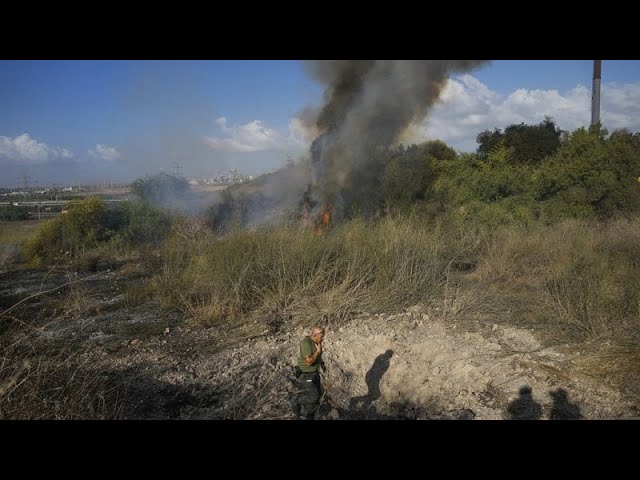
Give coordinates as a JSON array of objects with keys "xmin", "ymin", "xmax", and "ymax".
[{"xmin": 295, "ymin": 325, "xmax": 325, "ymax": 420}]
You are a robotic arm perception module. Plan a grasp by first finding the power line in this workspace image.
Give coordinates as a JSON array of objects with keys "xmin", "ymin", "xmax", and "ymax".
[{"xmin": 17, "ymin": 174, "xmax": 31, "ymax": 192}]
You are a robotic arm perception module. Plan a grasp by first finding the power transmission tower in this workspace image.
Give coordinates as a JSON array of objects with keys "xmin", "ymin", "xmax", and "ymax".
[{"xmin": 19, "ymin": 173, "xmax": 31, "ymax": 191}]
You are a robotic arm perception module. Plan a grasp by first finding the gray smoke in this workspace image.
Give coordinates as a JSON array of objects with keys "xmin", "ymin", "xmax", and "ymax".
[
  {"xmin": 207, "ymin": 60, "xmax": 489, "ymax": 230},
  {"xmin": 206, "ymin": 159, "xmax": 311, "ymax": 231},
  {"xmin": 304, "ymin": 60, "xmax": 488, "ymax": 217}
]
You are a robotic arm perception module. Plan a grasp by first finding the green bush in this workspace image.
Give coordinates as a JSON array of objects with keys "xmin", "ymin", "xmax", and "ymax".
[
  {"xmin": 131, "ymin": 173, "xmax": 190, "ymax": 207},
  {"xmin": 408, "ymin": 124, "xmax": 640, "ymax": 226},
  {"xmin": 476, "ymin": 117, "xmax": 563, "ymax": 164},
  {"xmin": 383, "ymin": 144, "xmax": 433, "ymax": 205},
  {"xmin": 382, "ymin": 141, "xmax": 458, "ymax": 208},
  {"xmin": 113, "ymin": 200, "xmax": 173, "ymax": 246},
  {"xmin": 470, "ymin": 146, "xmax": 533, "ymax": 202},
  {"xmin": 23, "ymin": 197, "xmax": 117, "ymax": 263},
  {"xmin": 534, "ymin": 126, "xmax": 640, "ymax": 219},
  {"xmin": 22, "ymin": 197, "xmax": 177, "ymax": 264},
  {"xmin": 0, "ymin": 205, "xmax": 30, "ymax": 221}
]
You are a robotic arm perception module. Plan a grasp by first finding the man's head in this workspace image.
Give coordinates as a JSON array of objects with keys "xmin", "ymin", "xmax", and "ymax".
[{"xmin": 310, "ymin": 325, "xmax": 325, "ymax": 344}]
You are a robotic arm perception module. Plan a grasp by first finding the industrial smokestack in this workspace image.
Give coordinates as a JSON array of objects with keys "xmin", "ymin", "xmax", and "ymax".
[{"xmin": 591, "ymin": 60, "xmax": 601, "ymax": 127}]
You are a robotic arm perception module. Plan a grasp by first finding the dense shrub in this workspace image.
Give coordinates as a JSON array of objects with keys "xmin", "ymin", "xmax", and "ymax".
[
  {"xmin": 22, "ymin": 198, "xmax": 173, "ymax": 263},
  {"xmin": 476, "ymin": 117, "xmax": 563, "ymax": 164},
  {"xmin": 113, "ymin": 200, "xmax": 173, "ymax": 246},
  {"xmin": 23, "ymin": 197, "xmax": 115, "ymax": 263},
  {"xmin": 382, "ymin": 124, "xmax": 640, "ymax": 225},
  {"xmin": 534, "ymin": 126, "xmax": 640, "ymax": 220},
  {"xmin": 0, "ymin": 205, "xmax": 30, "ymax": 221},
  {"xmin": 131, "ymin": 173, "xmax": 190, "ymax": 207}
]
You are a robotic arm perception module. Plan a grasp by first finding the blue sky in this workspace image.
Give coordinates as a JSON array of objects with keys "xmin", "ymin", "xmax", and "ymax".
[{"xmin": 1, "ymin": 60, "xmax": 639, "ymax": 187}]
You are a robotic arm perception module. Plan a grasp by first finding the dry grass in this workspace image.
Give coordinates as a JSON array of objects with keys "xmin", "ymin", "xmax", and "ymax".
[
  {"xmin": 470, "ymin": 216, "xmax": 640, "ymax": 397},
  {"xmin": 5, "ymin": 210, "xmax": 638, "ymax": 417},
  {"xmin": 123, "ymin": 283, "xmax": 155, "ymax": 310},
  {"xmin": 0, "ymin": 220, "xmax": 45, "ymax": 270},
  {"xmin": 0, "ymin": 311, "xmax": 125, "ymax": 419},
  {"xmin": 142, "ymin": 213, "xmax": 640, "ymax": 397},
  {"xmin": 0, "ymin": 266, "xmax": 127, "ymax": 419},
  {"xmin": 0, "ymin": 343, "xmax": 124, "ymax": 419},
  {"xmin": 146, "ymin": 213, "xmax": 469, "ymax": 330},
  {"xmin": 579, "ymin": 341, "xmax": 640, "ymax": 397},
  {"xmin": 474, "ymin": 218, "xmax": 640, "ymax": 338},
  {"xmin": 0, "ymin": 220, "xmax": 44, "ymax": 245}
]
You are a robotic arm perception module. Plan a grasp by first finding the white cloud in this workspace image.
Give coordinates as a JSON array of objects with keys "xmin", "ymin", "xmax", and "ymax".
[
  {"xmin": 88, "ymin": 144, "xmax": 122, "ymax": 161},
  {"xmin": 203, "ymin": 118, "xmax": 309, "ymax": 153},
  {"xmin": 200, "ymin": 78, "xmax": 640, "ymax": 157},
  {"xmin": 410, "ymin": 76, "xmax": 640, "ymax": 151},
  {"xmin": 0, "ymin": 133, "xmax": 75, "ymax": 164}
]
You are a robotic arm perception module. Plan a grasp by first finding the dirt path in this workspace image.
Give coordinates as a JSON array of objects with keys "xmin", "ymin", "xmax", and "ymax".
[
  {"xmin": 3, "ymin": 268, "xmax": 638, "ymax": 419},
  {"xmin": 318, "ymin": 313, "xmax": 636, "ymax": 419},
  {"xmin": 81, "ymin": 307, "xmax": 638, "ymax": 420}
]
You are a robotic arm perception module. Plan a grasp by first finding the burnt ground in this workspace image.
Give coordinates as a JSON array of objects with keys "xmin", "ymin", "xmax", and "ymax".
[{"xmin": 1, "ymin": 264, "xmax": 639, "ymax": 420}]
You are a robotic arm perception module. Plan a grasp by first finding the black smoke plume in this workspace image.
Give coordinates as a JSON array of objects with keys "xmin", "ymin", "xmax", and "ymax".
[
  {"xmin": 208, "ymin": 60, "xmax": 489, "ymax": 230},
  {"xmin": 303, "ymin": 60, "xmax": 488, "ymax": 220}
]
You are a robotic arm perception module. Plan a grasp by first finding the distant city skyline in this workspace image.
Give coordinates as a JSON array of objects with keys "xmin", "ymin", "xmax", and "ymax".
[{"xmin": 1, "ymin": 60, "xmax": 640, "ymax": 187}]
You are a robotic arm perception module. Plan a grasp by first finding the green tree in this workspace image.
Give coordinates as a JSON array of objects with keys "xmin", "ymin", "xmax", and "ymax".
[
  {"xmin": 477, "ymin": 117, "xmax": 563, "ymax": 164},
  {"xmin": 381, "ymin": 140, "xmax": 458, "ymax": 207},
  {"xmin": 382, "ymin": 145, "xmax": 422, "ymax": 204},
  {"xmin": 114, "ymin": 201, "xmax": 173, "ymax": 246},
  {"xmin": 535, "ymin": 126, "xmax": 640, "ymax": 219},
  {"xmin": 0, "ymin": 205, "xmax": 30, "ymax": 221},
  {"xmin": 471, "ymin": 146, "xmax": 532, "ymax": 202},
  {"xmin": 131, "ymin": 173, "xmax": 190, "ymax": 206},
  {"xmin": 24, "ymin": 197, "xmax": 117, "ymax": 262}
]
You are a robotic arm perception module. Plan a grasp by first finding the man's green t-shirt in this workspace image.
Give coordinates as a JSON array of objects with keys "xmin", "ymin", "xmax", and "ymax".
[{"xmin": 299, "ymin": 336, "xmax": 322, "ymax": 373}]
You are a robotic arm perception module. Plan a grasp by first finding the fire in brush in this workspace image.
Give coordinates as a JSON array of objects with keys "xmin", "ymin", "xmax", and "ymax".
[{"xmin": 301, "ymin": 60, "xmax": 488, "ymax": 224}]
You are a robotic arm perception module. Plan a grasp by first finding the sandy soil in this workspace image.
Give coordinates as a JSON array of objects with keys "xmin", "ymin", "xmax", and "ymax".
[{"xmin": 2, "ymin": 267, "xmax": 638, "ymax": 420}]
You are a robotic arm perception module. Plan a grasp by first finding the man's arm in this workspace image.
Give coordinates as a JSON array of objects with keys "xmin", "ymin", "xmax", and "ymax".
[{"xmin": 304, "ymin": 342, "xmax": 322, "ymax": 366}]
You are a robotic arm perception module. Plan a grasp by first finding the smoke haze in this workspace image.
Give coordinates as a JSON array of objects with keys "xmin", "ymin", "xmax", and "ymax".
[{"xmin": 304, "ymin": 60, "xmax": 488, "ymax": 217}]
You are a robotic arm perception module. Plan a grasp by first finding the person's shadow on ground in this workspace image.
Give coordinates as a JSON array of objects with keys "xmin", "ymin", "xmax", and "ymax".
[
  {"xmin": 348, "ymin": 349, "xmax": 394, "ymax": 416},
  {"xmin": 506, "ymin": 385, "xmax": 543, "ymax": 420},
  {"xmin": 549, "ymin": 388, "xmax": 582, "ymax": 419}
]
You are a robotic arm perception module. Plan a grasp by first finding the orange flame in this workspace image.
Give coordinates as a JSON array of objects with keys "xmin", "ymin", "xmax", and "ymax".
[
  {"xmin": 312, "ymin": 204, "xmax": 332, "ymax": 236},
  {"xmin": 321, "ymin": 206, "xmax": 331, "ymax": 226}
]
